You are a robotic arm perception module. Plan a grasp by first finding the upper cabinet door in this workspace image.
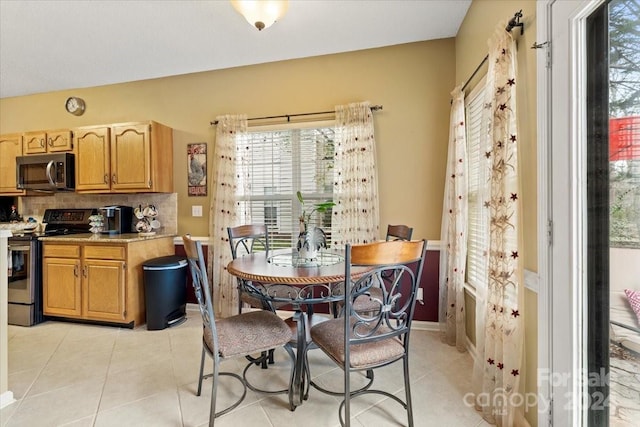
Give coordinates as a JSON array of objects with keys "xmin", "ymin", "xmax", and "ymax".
[
  {"xmin": 74, "ymin": 120, "xmax": 173, "ymax": 194},
  {"xmin": 111, "ymin": 123, "xmax": 152, "ymax": 191},
  {"xmin": 47, "ymin": 130, "xmax": 73, "ymax": 152},
  {"xmin": 75, "ymin": 126, "xmax": 111, "ymax": 192},
  {"xmin": 23, "ymin": 129, "xmax": 72, "ymax": 154},
  {"xmin": 0, "ymin": 133, "xmax": 25, "ymax": 195},
  {"xmin": 23, "ymin": 131, "xmax": 47, "ymax": 154}
]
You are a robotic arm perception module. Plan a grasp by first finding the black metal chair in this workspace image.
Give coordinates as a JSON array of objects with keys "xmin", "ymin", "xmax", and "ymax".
[
  {"xmin": 227, "ymin": 224, "xmax": 285, "ymax": 386},
  {"xmin": 182, "ymin": 234, "xmax": 294, "ymax": 426},
  {"xmin": 310, "ymin": 240, "xmax": 427, "ymax": 426},
  {"xmin": 227, "ymin": 224, "xmax": 272, "ymax": 313}
]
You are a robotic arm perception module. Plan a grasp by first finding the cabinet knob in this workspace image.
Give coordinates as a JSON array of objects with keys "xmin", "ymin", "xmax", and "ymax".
[
  {"xmin": 104, "ymin": 174, "xmax": 109, "ymax": 184},
  {"xmin": 74, "ymin": 265, "xmax": 79, "ymax": 277},
  {"xmin": 83, "ymin": 265, "xmax": 88, "ymax": 278},
  {"xmin": 112, "ymin": 174, "xmax": 117, "ymax": 184},
  {"xmin": 48, "ymin": 138, "xmax": 53, "ymax": 147},
  {"xmin": 40, "ymin": 138, "xmax": 45, "ymax": 147}
]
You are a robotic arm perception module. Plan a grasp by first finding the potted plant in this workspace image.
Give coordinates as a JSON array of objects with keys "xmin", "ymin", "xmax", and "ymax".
[{"xmin": 296, "ymin": 191, "xmax": 335, "ymax": 259}]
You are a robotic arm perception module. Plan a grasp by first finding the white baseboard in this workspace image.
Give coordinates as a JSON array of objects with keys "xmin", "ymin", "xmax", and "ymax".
[
  {"xmin": 411, "ymin": 320, "xmax": 440, "ymax": 331},
  {"xmin": 0, "ymin": 391, "xmax": 15, "ymax": 409},
  {"xmin": 466, "ymin": 335, "xmax": 477, "ymax": 362}
]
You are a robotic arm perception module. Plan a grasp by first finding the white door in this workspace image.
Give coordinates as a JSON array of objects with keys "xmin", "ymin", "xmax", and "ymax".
[{"xmin": 538, "ymin": 1, "xmax": 606, "ymax": 426}]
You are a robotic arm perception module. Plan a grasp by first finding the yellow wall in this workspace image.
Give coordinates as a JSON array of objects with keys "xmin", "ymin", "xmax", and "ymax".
[
  {"xmin": 457, "ymin": 1, "xmax": 538, "ymax": 425},
  {"xmin": 0, "ymin": 39, "xmax": 455, "ymax": 242},
  {"xmin": 457, "ymin": 0, "xmax": 538, "ymax": 271}
]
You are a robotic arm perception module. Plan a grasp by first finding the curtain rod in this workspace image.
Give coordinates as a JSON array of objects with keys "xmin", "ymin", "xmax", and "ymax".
[
  {"xmin": 460, "ymin": 10, "xmax": 524, "ymax": 93},
  {"xmin": 461, "ymin": 54, "xmax": 489, "ymax": 92},
  {"xmin": 210, "ymin": 104, "xmax": 383, "ymax": 126}
]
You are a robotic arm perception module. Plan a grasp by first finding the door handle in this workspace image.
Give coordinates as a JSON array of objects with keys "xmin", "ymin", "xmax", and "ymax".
[
  {"xmin": 104, "ymin": 174, "xmax": 109, "ymax": 184},
  {"xmin": 112, "ymin": 174, "xmax": 117, "ymax": 184},
  {"xmin": 74, "ymin": 265, "xmax": 79, "ymax": 277},
  {"xmin": 40, "ymin": 138, "xmax": 45, "ymax": 148},
  {"xmin": 82, "ymin": 265, "xmax": 88, "ymax": 278},
  {"xmin": 45, "ymin": 160, "xmax": 56, "ymax": 186},
  {"xmin": 48, "ymin": 138, "xmax": 53, "ymax": 147}
]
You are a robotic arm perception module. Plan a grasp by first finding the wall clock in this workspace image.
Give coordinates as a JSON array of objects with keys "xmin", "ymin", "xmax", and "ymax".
[{"xmin": 65, "ymin": 97, "xmax": 85, "ymax": 116}]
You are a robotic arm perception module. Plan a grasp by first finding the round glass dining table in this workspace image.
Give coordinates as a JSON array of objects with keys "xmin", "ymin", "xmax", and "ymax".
[
  {"xmin": 227, "ymin": 248, "xmax": 367, "ymax": 285},
  {"xmin": 226, "ymin": 248, "xmax": 370, "ymax": 409}
]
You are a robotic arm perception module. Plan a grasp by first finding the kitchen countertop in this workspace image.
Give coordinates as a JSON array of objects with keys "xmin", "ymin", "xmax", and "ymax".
[{"xmin": 39, "ymin": 233, "xmax": 176, "ymax": 243}]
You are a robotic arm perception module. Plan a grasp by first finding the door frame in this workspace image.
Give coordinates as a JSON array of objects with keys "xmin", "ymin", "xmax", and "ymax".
[{"xmin": 537, "ymin": 1, "xmax": 606, "ymax": 426}]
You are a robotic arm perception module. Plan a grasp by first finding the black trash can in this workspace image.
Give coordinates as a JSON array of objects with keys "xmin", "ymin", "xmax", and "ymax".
[{"xmin": 143, "ymin": 255, "xmax": 188, "ymax": 330}]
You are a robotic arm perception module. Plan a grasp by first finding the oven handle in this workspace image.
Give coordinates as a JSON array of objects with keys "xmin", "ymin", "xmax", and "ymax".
[
  {"xmin": 45, "ymin": 160, "xmax": 56, "ymax": 186},
  {"xmin": 8, "ymin": 245, "xmax": 30, "ymax": 251}
]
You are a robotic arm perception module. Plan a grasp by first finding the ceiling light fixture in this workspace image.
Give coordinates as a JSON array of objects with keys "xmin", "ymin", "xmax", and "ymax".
[{"xmin": 230, "ymin": 0, "xmax": 289, "ymax": 31}]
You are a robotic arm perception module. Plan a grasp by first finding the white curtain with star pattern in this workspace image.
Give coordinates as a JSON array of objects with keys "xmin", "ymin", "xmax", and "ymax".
[
  {"xmin": 209, "ymin": 114, "xmax": 249, "ymax": 317},
  {"xmin": 439, "ymin": 84, "xmax": 468, "ymax": 352},
  {"xmin": 331, "ymin": 101, "xmax": 380, "ymax": 245},
  {"xmin": 471, "ymin": 26, "xmax": 527, "ymax": 426}
]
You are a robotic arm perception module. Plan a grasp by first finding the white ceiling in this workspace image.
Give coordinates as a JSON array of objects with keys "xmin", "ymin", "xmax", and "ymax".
[{"xmin": 0, "ymin": 0, "xmax": 471, "ymax": 99}]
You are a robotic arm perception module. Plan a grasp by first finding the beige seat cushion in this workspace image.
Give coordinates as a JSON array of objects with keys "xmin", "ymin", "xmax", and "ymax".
[
  {"xmin": 352, "ymin": 287, "xmax": 383, "ymax": 312},
  {"xmin": 205, "ymin": 310, "xmax": 292, "ymax": 359},
  {"xmin": 285, "ymin": 312, "xmax": 330, "ymax": 344},
  {"xmin": 310, "ymin": 317, "xmax": 404, "ymax": 370},
  {"xmin": 334, "ymin": 286, "xmax": 384, "ymax": 315}
]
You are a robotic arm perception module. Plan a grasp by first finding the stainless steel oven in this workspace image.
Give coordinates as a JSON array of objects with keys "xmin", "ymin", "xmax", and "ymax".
[
  {"xmin": 6, "ymin": 208, "xmax": 95, "ymax": 326},
  {"xmin": 8, "ymin": 234, "xmax": 44, "ymax": 326}
]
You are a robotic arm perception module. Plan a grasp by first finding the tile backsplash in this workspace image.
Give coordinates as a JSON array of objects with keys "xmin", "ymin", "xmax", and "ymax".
[{"xmin": 19, "ymin": 192, "xmax": 178, "ymax": 235}]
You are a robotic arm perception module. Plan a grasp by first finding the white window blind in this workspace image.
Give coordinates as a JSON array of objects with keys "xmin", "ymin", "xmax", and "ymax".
[
  {"xmin": 236, "ymin": 124, "xmax": 335, "ymax": 249},
  {"xmin": 465, "ymin": 79, "xmax": 488, "ymax": 290}
]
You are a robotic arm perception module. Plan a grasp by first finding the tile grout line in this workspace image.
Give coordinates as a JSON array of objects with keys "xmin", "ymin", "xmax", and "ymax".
[
  {"xmin": 168, "ymin": 327, "xmax": 187, "ymax": 427},
  {"xmin": 90, "ymin": 327, "xmax": 121, "ymax": 427},
  {"xmin": 3, "ymin": 325, "xmax": 72, "ymax": 425}
]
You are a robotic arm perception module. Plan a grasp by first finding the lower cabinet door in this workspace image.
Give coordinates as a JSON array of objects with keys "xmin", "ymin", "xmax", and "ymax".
[
  {"xmin": 43, "ymin": 258, "xmax": 82, "ymax": 317},
  {"xmin": 83, "ymin": 259, "xmax": 126, "ymax": 322}
]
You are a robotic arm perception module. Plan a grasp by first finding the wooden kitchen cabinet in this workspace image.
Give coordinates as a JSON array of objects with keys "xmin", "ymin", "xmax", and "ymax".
[
  {"xmin": 74, "ymin": 126, "xmax": 111, "ymax": 192},
  {"xmin": 75, "ymin": 121, "xmax": 173, "ymax": 193},
  {"xmin": 43, "ymin": 244, "xmax": 126, "ymax": 322},
  {"xmin": 42, "ymin": 236, "xmax": 174, "ymax": 327},
  {"xmin": 83, "ymin": 259, "xmax": 126, "ymax": 322},
  {"xmin": 0, "ymin": 133, "xmax": 25, "ymax": 195},
  {"xmin": 42, "ymin": 255, "xmax": 82, "ymax": 317},
  {"xmin": 23, "ymin": 129, "xmax": 73, "ymax": 154}
]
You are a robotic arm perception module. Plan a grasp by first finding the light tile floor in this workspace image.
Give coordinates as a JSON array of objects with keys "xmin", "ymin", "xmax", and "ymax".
[{"xmin": 1, "ymin": 311, "xmax": 490, "ymax": 427}]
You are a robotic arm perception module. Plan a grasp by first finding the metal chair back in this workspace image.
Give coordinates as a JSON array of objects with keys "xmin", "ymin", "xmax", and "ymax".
[
  {"xmin": 182, "ymin": 234, "xmax": 218, "ymax": 358},
  {"xmin": 385, "ymin": 224, "xmax": 413, "ymax": 241},
  {"xmin": 227, "ymin": 224, "xmax": 269, "ymax": 258},
  {"xmin": 227, "ymin": 224, "xmax": 271, "ymax": 311}
]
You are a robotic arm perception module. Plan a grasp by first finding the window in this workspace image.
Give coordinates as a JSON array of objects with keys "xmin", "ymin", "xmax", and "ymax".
[
  {"xmin": 609, "ymin": 0, "xmax": 640, "ymax": 248},
  {"xmin": 263, "ymin": 206, "xmax": 278, "ymax": 227},
  {"xmin": 465, "ymin": 78, "xmax": 488, "ymax": 290},
  {"xmin": 235, "ymin": 123, "xmax": 335, "ymax": 248}
]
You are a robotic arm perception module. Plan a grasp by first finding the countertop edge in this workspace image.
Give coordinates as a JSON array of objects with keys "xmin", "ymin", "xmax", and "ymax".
[{"xmin": 39, "ymin": 233, "xmax": 176, "ymax": 243}]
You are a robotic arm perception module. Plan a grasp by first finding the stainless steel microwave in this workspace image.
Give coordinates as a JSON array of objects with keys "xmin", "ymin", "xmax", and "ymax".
[{"xmin": 16, "ymin": 153, "xmax": 75, "ymax": 191}]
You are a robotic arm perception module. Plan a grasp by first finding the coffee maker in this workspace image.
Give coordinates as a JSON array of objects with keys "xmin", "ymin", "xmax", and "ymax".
[{"xmin": 98, "ymin": 205, "xmax": 133, "ymax": 235}]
